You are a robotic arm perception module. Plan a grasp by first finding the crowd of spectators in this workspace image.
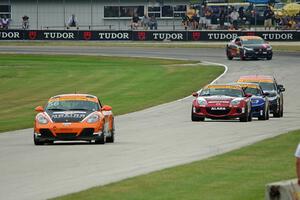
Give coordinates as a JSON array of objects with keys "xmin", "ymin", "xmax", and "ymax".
[
  {"xmin": 131, "ymin": 14, "xmax": 158, "ymax": 30},
  {"xmin": 181, "ymin": 2, "xmax": 300, "ymax": 31}
]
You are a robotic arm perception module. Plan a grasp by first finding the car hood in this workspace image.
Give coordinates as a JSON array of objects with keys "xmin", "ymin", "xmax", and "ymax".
[
  {"xmin": 199, "ymin": 96, "xmax": 239, "ymax": 106},
  {"xmin": 243, "ymin": 44, "xmax": 270, "ymax": 49},
  {"xmin": 46, "ymin": 110, "xmax": 94, "ymax": 123}
]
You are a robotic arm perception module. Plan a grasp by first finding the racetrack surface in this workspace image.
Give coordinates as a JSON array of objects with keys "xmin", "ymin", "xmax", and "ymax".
[{"xmin": 0, "ymin": 46, "xmax": 300, "ymax": 200}]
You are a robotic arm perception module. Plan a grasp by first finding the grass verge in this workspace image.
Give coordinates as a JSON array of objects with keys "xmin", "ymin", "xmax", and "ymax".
[
  {"xmin": 0, "ymin": 41, "xmax": 299, "ymax": 52},
  {"xmin": 0, "ymin": 54, "xmax": 223, "ymax": 132},
  {"xmin": 53, "ymin": 129, "xmax": 300, "ymax": 200}
]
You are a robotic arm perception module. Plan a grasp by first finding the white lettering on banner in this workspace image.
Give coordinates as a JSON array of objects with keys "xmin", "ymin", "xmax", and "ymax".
[
  {"xmin": 262, "ymin": 33, "xmax": 293, "ymax": 40},
  {"xmin": 0, "ymin": 32, "xmax": 20, "ymax": 39},
  {"xmin": 98, "ymin": 33, "xmax": 129, "ymax": 39},
  {"xmin": 153, "ymin": 33, "xmax": 184, "ymax": 40},
  {"xmin": 208, "ymin": 33, "xmax": 238, "ymax": 40},
  {"xmin": 44, "ymin": 32, "xmax": 75, "ymax": 39}
]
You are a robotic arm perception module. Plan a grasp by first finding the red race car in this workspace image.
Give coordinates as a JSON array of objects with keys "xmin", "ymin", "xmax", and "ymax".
[{"xmin": 191, "ymin": 84, "xmax": 252, "ymax": 122}]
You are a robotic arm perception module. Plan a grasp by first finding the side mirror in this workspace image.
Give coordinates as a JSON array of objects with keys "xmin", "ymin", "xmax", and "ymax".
[
  {"xmin": 102, "ymin": 105, "xmax": 112, "ymax": 111},
  {"xmin": 263, "ymin": 92, "xmax": 270, "ymax": 96},
  {"xmin": 278, "ymin": 84, "xmax": 285, "ymax": 92},
  {"xmin": 192, "ymin": 92, "xmax": 198, "ymax": 97},
  {"xmin": 35, "ymin": 106, "xmax": 44, "ymax": 112},
  {"xmin": 245, "ymin": 93, "xmax": 252, "ymax": 98}
]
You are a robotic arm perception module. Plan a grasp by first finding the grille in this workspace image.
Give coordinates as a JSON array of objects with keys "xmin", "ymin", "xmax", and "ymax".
[
  {"xmin": 206, "ymin": 107, "xmax": 230, "ymax": 115},
  {"xmin": 80, "ymin": 128, "xmax": 94, "ymax": 137},
  {"xmin": 39, "ymin": 129, "xmax": 54, "ymax": 138},
  {"xmin": 56, "ymin": 133, "xmax": 77, "ymax": 139}
]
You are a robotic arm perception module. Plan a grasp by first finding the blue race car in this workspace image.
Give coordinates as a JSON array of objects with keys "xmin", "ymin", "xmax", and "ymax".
[{"xmin": 234, "ymin": 83, "xmax": 269, "ymax": 120}]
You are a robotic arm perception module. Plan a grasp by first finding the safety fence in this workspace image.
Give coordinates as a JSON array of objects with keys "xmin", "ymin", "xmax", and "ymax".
[{"xmin": 0, "ymin": 30, "xmax": 299, "ymax": 41}]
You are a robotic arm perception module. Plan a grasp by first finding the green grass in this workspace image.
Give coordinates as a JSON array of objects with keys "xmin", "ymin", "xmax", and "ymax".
[
  {"xmin": 0, "ymin": 41, "xmax": 299, "ymax": 52},
  {"xmin": 53, "ymin": 129, "xmax": 300, "ymax": 200},
  {"xmin": 0, "ymin": 54, "xmax": 223, "ymax": 132}
]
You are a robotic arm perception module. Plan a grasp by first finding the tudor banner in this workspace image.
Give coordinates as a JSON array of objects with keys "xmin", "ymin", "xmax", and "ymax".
[{"xmin": 0, "ymin": 30, "xmax": 299, "ymax": 41}]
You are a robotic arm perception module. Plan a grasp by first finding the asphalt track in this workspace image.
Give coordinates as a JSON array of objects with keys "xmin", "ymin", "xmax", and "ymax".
[{"xmin": 0, "ymin": 46, "xmax": 300, "ymax": 200}]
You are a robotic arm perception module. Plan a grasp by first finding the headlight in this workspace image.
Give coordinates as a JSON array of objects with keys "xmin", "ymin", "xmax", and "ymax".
[
  {"xmin": 267, "ymin": 47, "xmax": 272, "ymax": 50},
  {"xmin": 231, "ymin": 99, "xmax": 241, "ymax": 105},
  {"xmin": 86, "ymin": 113, "xmax": 100, "ymax": 123},
  {"xmin": 197, "ymin": 98, "xmax": 207, "ymax": 106},
  {"xmin": 36, "ymin": 114, "xmax": 48, "ymax": 124},
  {"xmin": 244, "ymin": 47, "xmax": 253, "ymax": 51}
]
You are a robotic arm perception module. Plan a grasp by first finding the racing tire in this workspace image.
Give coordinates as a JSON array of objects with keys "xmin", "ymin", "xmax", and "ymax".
[
  {"xmin": 267, "ymin": 55, "xmax": 272, "ymax": 60},
  {"xmin": 240, "ymin": 51, "xmax": 246, "ymax": 61},
  {"xmin": 106, "ymin": 132, "xmax": 115, "ymax": 143},
  {"xmin": 280, "ymin": 102, "xmax": 283, "ymax": 117},
  {"xmin": 33, "ymin": 134, "xmax": 44, "ymax": 145},
  {"xmin": 226, "ymin": 50, "xmax": 233, "ymax": 60},
  {"xmin": 95, "ymin": 134, "xmax": 106, "ymax": 144},
  {"xmin": 248, "ymin": 111, "xmax": 253, "ymax": 122},
  {"xmin": 273, "ymin": 108, "xmax": 281, "ymax": 118},
  {"xmin": 191, "ymin": 108, "xmax": 205, "ymax": 121},
  {"xmin": 239, "ymin": 109, "xmax": 249, "ymax": 122},
  {"xmin": 258, "ymin": 107, "xmax": 269, "ymax": 120}
]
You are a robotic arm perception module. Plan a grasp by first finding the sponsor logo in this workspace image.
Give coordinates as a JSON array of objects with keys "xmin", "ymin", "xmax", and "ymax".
[
  {"xmin": 29, "ymin": 31, "xmax": 37, "ymax": 40},
  {"xmin": 208, "ymin": 33, "xmax": 238, "ymax": 40},
  {"xmin": 51, "ymin": 112, "xmax": 86, "ymax": 119},
  {"xmin": 83, "ymin": 31, "xmax": 92, "ymax": 40},
  {"xmin": 137, "ymin": 31, "xmax": 146, "ymax": 40},
  {"xmin": 153, "ymin": 33, "xmax": 184, "ymax": 40},
  {"xmin": 0, "ymin": 31, "xmax": 20, "ymax": 39},
  {"xmin": 44, "ymin": 32, "xmax": 75, "ymax": 39},
  {"xmin": 211, "ymin": 107, "xmax": 226, "ymax": 110},
  {"xmin": 262, "ymin": 33, "xmax": 293, "ymax": 40},
  {"xmin": 98, "ymin": 32, "xmax": 130, "ymax": 40},
  {"xmin": 192, "ymin": 32, "xmax": 201, "ymax": 41}
]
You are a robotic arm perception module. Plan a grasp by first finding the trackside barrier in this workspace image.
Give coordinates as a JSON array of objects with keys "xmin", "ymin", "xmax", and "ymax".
[
  {"xmin": 0, "ymin": 30, "xmax": 299, "ymax": 41},
  {"xmin": 266, "ymin": 179, "xmax": 300, "ymax": 200}
]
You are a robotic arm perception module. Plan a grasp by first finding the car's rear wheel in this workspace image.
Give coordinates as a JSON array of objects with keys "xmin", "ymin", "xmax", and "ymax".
[
  {"xmin": 258, "ymin": 106, "xmax": 269, "ymax": 120},
  {"xmin": 273, "ymin": 108, "xmax": 280, "ymax": 118},
  {"xmin": 33, "ymin": 134, "xmax": 44, "ymax": 145},
  {"xmin": 226, "ymin": 50, "xmax": 233, "ymax": 60},
  {"xmin": 240, "ymin": 50, "xmax": 245, "ymax": 61},
  {"xmin": 267, "ymin": 55, "xmax": 272, "ymax": 60},
  {"xmin": 106, "ymin": 132, "xmax": 115, "ymax": 143}
]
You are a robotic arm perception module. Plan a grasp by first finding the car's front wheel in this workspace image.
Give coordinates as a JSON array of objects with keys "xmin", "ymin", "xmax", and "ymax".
[
  {"xmin": 33, "ymin": 134, "xmax": 44, "ymax": 145},
  {"xmin": 226, "ymin": 50, "xmax": 233, "ymax": 60},
  {"xmin": 191, "ymin": 107, "xmax": 205, "ymax": 121},
  {"xmin": 258, "ymin": 107, "xmax": 269, "ymax": 120},
  {"xmin": 106, "ymin": 132, "xmax": 115, "ymax": 143},
  {"xmin": 267, "ymin": 54, "xmax": 272, "ymax": 60},
  {"xmin": 95, "ymin": 134, "xmax": 106, "ymax": 144}
]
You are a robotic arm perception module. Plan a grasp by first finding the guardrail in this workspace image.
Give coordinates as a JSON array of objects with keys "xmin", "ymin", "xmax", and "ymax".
[{"xmin": 0, "ymin": 30, "xmax": 299, "ymax": 41}]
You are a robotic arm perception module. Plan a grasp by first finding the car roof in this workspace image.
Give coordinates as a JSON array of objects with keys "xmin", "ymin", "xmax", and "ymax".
[
  {"xmin": 49, "ymin": 94, "xmax": 99, "ymax": 103},
  {"xmin": 237, "ymin": 75, "xmax": 274, "ymax": 83}
]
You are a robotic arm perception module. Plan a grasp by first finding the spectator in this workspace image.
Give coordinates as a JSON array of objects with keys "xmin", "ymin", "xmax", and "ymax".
[
  {"xmin": 67, "ymin": 14, "xmax": 78, "ymax": 29},
  {"xmin": 198, "ymin": 4, "xmax": 206, "ymax": 29},
  {"xmin": 295, "ymin": 144, "xmax": 300, "ymax": 185},
  {"xmin": 230, "ymin": 9, "xmax": 239, "ymax": 30},
  {"xmin": 264, "ymin": 6, "xmax": 274, "ymax": 30},
  {"xmin": 149, "ymin": 15, "xmax": 157, "ymax": 30},
  {"xmin": 219, "ymin": 8, "xmax": 226, "ymax": 30},
  {"xmin": 141, "ymin": 14, "xmax": 149, "ymax": 30},
  {"xmin": 204, "ymin": 6, "xmax": 213, "ymax": 29},
  {"xmin": 22, "ymin": 15, "xmax": 29, "ymax": 30},
  {"xmin": 1, "ymin": 15, "xmax": 9, "ymax": 30},
  {"xmin": 131, "ymin": 14, "xmax": 140, "ymax": 30},
  {"xmin": 0, "ymin": 16, "xmax": 3, "ymax": 30},
  {"xmin": 182, "ymin": 13, "xmax": 189, "ymax": 30},
  {"xmin": 192, "ymin": 12, "xmax": 199, "ymax": 30}
]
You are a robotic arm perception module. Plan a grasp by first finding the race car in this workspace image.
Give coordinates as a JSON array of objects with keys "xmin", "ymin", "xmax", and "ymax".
[
  {"xmin": 34, "ymin": 94, "xmax": 115, "ymax": 145},
  {"xmin": 232, "ymin": 82, "xmax": 270, "ymax": 120},
  {"xmin": 226, "ymin": 36, "xmax": 273, "ymax": 60},
  {"xmin": 237, "ymin": 75, "xmax": 285, "ymax": 118},
  {"xmin": 191, "ymin": 84, "xmax": 252, "ymax": 122}
]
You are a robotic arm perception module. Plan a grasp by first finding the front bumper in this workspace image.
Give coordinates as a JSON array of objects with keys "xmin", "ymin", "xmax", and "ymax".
[
  {"xmin": 193, "ymin": 106, "xmax": 246, "ymax": 119},
  {"xmin": 34, "ymin": 122, "xmax": 104, "ymax": 141},
  {"xmin": 251, "ymin": 104, "xmax": 265, "ymax": 117},
  {"xmin": 244, "ymin": 50, "xmax": 272, "ymax": 58},
  {"xmin": 269, "ymin": 98, "xmax": 279, "ymax": 113}
]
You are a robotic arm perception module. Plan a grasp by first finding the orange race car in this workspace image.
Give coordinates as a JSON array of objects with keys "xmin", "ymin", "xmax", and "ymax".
[{"xmin": 34, "ymin": 94, "xmax": 115, "ymax": 145}]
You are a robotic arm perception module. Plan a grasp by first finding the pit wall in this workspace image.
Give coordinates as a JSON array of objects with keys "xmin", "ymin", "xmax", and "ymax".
[{"xmin": 0, "ymin": 30, "xmax": 299, "ymax": 41}]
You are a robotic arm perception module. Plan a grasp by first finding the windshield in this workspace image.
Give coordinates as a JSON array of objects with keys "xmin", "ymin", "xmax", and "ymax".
[
  {"xmin": 259, "ymin": 82, "xmax": 276, "ymax": 91},
  {"xmin": 200, "ymin": 88, "xmax": 244, "ymax": 97},
  {"xmin": 244, "ymin": 87, "xmax": 262, "ymax": 96},
  {"xmin": 242, "ymin": 39, "xmax": 264, "ymax": 45},
  {"xmin": 46, "ymin": 100, "xmax": 100, "ymax": 111}
]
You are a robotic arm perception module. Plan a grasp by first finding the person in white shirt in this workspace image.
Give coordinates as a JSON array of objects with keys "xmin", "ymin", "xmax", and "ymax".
[
  {"xmin": 230, "ymin": 9, "xmax": 239, "ymax": 30},
  {"xmin": 1, "ymin": 15, "xmax": 9, "ymax": 29},
  {"xmin": 67, "ymin": 14, "xmax": 78, "ymax": 29},
  {"xmin": 295, "ymin": 144, "xmax": 300, "ymax": 185}
]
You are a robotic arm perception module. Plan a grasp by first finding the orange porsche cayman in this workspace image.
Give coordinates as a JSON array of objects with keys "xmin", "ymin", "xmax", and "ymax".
[{"xmin": 34, "ymin": 94, "xmax": 115, "ymax": 145}]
